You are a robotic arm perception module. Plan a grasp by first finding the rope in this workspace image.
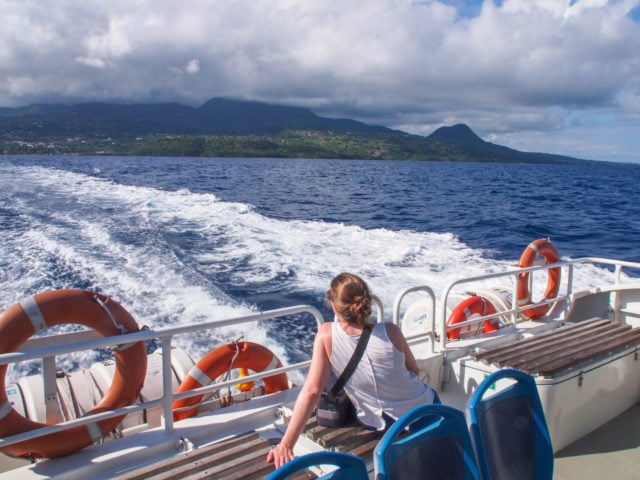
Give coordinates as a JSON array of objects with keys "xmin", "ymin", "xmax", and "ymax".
[
  {"xmin": 219, "ymin": 335, "xmax": 244, "ymax": 407},
  {"xmin": 92, "ymin": 294, "xmax": 139, "ymax": 352},
  {"xmin": 92, "ymin": 294, "xmax": 126, "ymax": 334}
]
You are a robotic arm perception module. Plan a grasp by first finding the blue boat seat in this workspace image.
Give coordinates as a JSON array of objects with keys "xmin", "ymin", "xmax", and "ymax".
[
  {"xmin": 374, "ymin": 404, "xmax": 480, "ymax": 480},
  {"xmin": 466, "ymin": 368, "xmax": 553, "ymax": 480},
  {"xmin": 265, "ymin": 451, "xmax": 368, "ymax": 480}
]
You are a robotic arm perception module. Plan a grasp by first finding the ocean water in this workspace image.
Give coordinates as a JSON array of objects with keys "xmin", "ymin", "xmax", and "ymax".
[{"xmin": 1, "ymin": 155, "xmax": 639, "ymax": 378}]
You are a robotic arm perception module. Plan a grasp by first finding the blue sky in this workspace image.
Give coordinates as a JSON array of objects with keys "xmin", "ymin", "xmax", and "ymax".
[
  {"xmin": 1, "ymin": 0, "xmax": 639, "ymax": 163},
  {"xmin": 440, "ymin": 0, "xmax": 490, "ymax": 17}
]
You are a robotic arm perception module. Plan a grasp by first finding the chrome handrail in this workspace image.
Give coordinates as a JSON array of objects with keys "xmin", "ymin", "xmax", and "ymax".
[
  {"xmin": 392, "ymin": 286, "xmax": 436, "ymax": 353},
  {"xmin": 438, "ymin": 257, "xmax": 640, "ymax": 351},
  {"xmin": 0, "ymin": 304, "xmax": 324, "ymax": 449}
]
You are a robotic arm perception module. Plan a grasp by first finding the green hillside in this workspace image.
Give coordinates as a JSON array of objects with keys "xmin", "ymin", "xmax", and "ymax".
[{"xmin": 0, "ymin": 98, "xmax": 592, "ymax": 164}]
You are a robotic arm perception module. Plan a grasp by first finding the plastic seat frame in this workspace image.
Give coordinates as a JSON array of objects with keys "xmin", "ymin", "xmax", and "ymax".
[
  {"xmin": 265, "ymin": 450, "xmax": 368, "ymax": 480},
  {"xmin": 466, "ymin": 368, "xmax": 554, "ymax": 480},
  {"xmin": 374, "ymin": 403, "xmax": 480, "ymax": 480}
]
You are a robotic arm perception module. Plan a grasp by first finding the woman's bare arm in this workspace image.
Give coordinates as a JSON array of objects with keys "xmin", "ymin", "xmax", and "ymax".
[
  {"xmin": 266, "ymin": 322, "xmax": 332, "ymax": 469},
  {"xmin": 386, "ymin": 322, "xmax": 420, "ymax": 376}
]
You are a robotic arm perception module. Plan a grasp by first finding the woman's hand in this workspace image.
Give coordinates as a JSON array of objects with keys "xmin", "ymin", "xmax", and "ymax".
[
  {"xmin": 266, "ymin": 324, "xmax": 332, "ymax": 470},
  {"xmin": 266, "ymin": 442, "xmax": 295, "ymax": 469}
]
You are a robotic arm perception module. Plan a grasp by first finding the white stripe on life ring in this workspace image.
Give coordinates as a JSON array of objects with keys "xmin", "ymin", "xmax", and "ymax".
[
  {"xmin": 517, "ymin": 295, "xmax": 531, "ymax": 306},
  {"xmin": 85, "ymin": 422, "xmax": 103, "ymax": 443},
  {"xmin": 20, "ymin": 296, "xmax": 48, "ymax": 332},
  {"xmin": 0, "ymin": 402, "xmax": 13, "ymax": 421},
  {"xmin": 188, "ymin": 366, "xmax": 214, "ymax": 387},
  {"xmin": 527, "ymin": 242, "xmax": 541, "ymax": 256},
  {"xmin": 264, "ymin": 355, "xmax": 279, "ymax": 372}
]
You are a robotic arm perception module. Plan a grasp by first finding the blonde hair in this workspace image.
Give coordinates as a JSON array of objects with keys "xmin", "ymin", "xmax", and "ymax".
[{"xmin": 326, "ymin": 272, "xmax": 372, "ymax": 327}]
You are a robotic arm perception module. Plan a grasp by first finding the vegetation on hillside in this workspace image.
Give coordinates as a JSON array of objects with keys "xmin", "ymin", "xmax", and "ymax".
[
  {"xmin": 0, "ymin": 98, "xmax": 592, "ymax": 163},
  {"xmin": 0, "ymin": 130, "xmax": 587, "ymax": 163}
]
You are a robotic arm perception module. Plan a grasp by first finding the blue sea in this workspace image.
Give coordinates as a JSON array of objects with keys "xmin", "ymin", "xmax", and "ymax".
[{"xmin": 1, "ymin": 155, "xmax": 639, "ymax": 377}]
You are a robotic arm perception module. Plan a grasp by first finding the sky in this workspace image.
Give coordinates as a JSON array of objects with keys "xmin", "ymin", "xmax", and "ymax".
[{"xmin": 1, "ymin": 0, "xmax": 639, "ymax": 163}]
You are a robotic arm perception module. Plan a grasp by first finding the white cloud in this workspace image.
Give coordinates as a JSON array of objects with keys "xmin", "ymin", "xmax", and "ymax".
[
  {"xmin": 185, "ymin": 59, "xmax": 200, "ymax": 75},
  {"xmin": 76, "ymin": 56, "xmax": 108, "ymax": 69},
  {"xmin": 0, "ymin": 0, "xmax": 639, "ymax": 162}
]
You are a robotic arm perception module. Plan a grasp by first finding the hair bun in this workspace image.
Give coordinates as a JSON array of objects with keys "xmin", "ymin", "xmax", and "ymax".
[{"xmin": 328, "ymin": 272, "xmax": 373, "ymax": 327}]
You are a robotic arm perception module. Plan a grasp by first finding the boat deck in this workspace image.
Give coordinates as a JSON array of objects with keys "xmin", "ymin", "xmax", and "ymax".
[
  {"xmin": 554, "ymin": 402, "xmax": 640, "ymax": 480},
  {"xmin": 471, "ymin": 317, "xmax": 640, "ymax": 377},
  {"xmin": 4, "ymin": 406, "xmax": 640, "ymax": 480}
]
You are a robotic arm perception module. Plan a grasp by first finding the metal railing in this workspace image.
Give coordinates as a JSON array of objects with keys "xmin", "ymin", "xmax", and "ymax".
[
  {"xmin": 0, "ymin": 305, "xmax": 325, "ymax": 450},
  {"xmin": 3, "ymin": 257, "xmax": 640, "ymax": 450},
  {"xmin": 392, "ymin": 286, "xmax": 436, "ymax": 353},
  {"xmin": 437, "ymin": 257, "xmax": 640, "ymax": 350}
]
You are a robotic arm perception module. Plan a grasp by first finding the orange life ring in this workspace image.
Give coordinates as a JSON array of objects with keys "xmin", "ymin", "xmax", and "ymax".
[
  {"xmin": 173, "ymin": 341, "xmax": 288, "ymax": 421},
  {"xmin": 0, "ymin": 289, "xmax": 147, "ymax": 459},
  {"xmin": 446, "ymin": 296, "xmax": 499, "ymax": 340},
  {"xmin": 517, "ymin": 238, "xmax": 561, "ymax": 319}
]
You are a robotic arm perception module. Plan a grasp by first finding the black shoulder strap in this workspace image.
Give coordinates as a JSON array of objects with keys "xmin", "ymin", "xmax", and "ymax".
[{"xmin": 328, "ymin": 325, "xmax": 372, "ymax": 400}]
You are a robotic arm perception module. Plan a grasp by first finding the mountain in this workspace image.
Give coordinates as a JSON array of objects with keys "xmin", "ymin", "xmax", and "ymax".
[
  {"xmin": 426, "ymin": 123, "xmax": 589, "ymax": 164},
  {"xmin": 0, "ymin": 97, "xmax": 392, "ymax": 138},
  {"xmin": 193, "ymin": 98, "xmax": 393, "ymax": 135},
  {"xmin": 428, "ymin": 123, "xmax": 487, "ymax": 147},
  {"xmin": 0, "ymin": 98, "xmax": 594, "ymax": 163}
]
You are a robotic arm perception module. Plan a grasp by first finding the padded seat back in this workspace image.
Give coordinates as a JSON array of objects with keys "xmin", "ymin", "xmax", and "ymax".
[
  {"xmin": 374, "ymin": 404, "xmax": 480, "ymax": 480},
  {"xmin": 467, "ymin": 368, "xmax": 553, "ymax": 480}
]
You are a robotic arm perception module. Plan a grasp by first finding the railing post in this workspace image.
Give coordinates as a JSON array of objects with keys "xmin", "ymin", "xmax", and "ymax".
[
  {"xmin": 613, "ymin": 264, "xmax": 623, "ymax": 324},
  {"xmin": 512, "ymin": 273, "xmax": 520, "ymax": 324},
  {"xmin": 440, "ymin": 287, "xmax": 448, "ymax": 351},
  {"xmin": 161, "ymin": 336, "xmax": 175, "ymax": 432},
  {"xmin": 43, "ymin": 355, "xmax": 59, "ymax": 424},
  {"xmin": 372, "ymin": 295, "xmax": 384, "ymax": 323},
  {"xmin": 566, "ymin": 264, "xmax": 574, "ymax": 319}
]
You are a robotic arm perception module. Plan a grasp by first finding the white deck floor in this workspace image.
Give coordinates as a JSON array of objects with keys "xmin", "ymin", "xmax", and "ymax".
[{"xmin": 553, "ymin": 403, "xmax": 640, "ymax": 480}]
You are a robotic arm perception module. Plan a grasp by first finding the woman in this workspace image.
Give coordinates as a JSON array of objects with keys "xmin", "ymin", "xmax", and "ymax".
[{"xmin": 267, "ymin": 272, "xmax": 439, "ymax": 469}]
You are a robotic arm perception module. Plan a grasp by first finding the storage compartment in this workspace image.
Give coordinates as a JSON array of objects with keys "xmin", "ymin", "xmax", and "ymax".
[{"xmin": 461, "ymin": 319, "xmax": 640, "ymax": 451}]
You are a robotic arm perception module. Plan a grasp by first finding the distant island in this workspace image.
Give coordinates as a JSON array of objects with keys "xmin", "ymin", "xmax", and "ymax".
[{"xmin": 0, "ymin": 97, "xmax": 594, "ymax": 163}]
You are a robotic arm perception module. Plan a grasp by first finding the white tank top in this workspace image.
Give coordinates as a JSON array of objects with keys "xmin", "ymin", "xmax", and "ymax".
[{"xmin": 330, "ymin": 321, "xmax": 436, "ymax": 430}]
